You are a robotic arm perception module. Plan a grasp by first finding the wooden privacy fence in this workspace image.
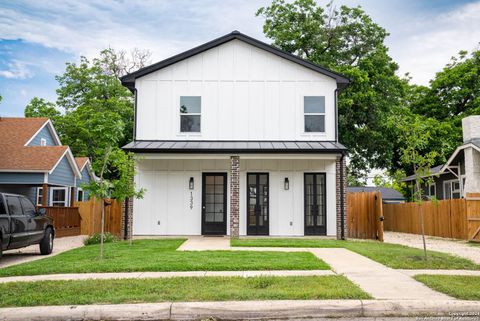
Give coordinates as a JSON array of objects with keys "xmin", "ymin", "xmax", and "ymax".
[
  {"xmin": 347, "ymin": 191, "xmax": 384, "ymax": 241},
  {"xmin": 74, "ymin": 198, "xmax": 122, "ymax": 237},
  {"xmin": 383, "ymin": 194, "xmax": 480, "ymax": 241},
  {"xmin": 40, "ymin": 206, "xmax": 81, "ymax": 238}
]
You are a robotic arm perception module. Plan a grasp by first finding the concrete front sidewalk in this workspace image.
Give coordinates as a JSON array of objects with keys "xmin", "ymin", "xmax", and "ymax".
[
  {"xmin": 0, "ymin": 270, "xmax": 334, "ymax": 284},
  {"xmin": 180, "ymin": 237, "xmax": 453, "ymax": 300},
  {"xmin": 0, "ymin": 235, "xmax": 86, "ymax": 269},
  {"xmin": 1, "ymin": 299, "xmax": 480, "ymax": 321}
]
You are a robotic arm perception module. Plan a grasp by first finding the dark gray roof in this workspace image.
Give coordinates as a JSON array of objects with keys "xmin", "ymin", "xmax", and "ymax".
[
  {"xmin": 347, "ymin": 186, "xmax": 405, "ymax": 200},
  {"xmin": 121, "ymin": 31, "xmax": 350, "ymax": 91},
  {"xmin": 123, "ymin": 140, "xmax": 346, "ymax": 154},
  {"xmin": 402, "ymin": 164, "xmax": 444, "ymax": 182}
]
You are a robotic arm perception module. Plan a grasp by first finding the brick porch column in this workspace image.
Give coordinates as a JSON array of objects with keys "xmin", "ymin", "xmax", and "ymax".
[
  {"xmin": 121, "ymin": 197, "xmax": 134, "ymax": 240},
  {"xmin": 230, "ymin": 156, "xmax": 240, "ymax": 238},
  {"xmin": 336, "ymin": 155, "xmax": 347, "ymax": 240}
]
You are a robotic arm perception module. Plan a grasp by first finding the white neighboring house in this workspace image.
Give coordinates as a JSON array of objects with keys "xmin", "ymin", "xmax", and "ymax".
[{"xmin": 121, "ymin": 31, "xmax": 350, "ymax": 238}]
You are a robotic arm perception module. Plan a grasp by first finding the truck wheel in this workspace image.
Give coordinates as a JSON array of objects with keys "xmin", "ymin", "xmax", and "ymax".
[{"xmin": 39, "ymin": 227, "xmax": 54, "ymax": 255}]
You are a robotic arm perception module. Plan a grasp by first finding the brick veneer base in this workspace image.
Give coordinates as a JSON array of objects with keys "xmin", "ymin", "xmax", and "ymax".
[
  {"xmin": 336, "ymin": 156, "xmax": 347, "ymax": 239},
  {"xmin": 229, "ymin": 156, "xmax": 240, "ymax": 238},
  {"xmin": 121, "ymin": 197, "xmax": 133, "ymax": 240}
]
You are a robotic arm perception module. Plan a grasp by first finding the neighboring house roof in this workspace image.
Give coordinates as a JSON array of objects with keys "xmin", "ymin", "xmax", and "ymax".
[
  {"xmin": 75, "ymin": 157, "xmax": 90, "ymax": 171},
  {"xmin": 0, "ymin": 117, "xmax": 81, "ymax": 176},
  {"xmin": 440, "ymin": 140, "xmax": 480, "ymax": 174},
  {"xmin": 121, "ymin": 30, "xmax": 350, "ymax": 91},
  {"xmin": 123, "ymin": 140, "xmax": 347, "ymax": 153},
  {"xmin": 402, "ymin": 165, "xmax": 444, "ymax": 182},
  {"xmin": 347, "ymin": 186, "xmax": 405, "ymax": 201}
]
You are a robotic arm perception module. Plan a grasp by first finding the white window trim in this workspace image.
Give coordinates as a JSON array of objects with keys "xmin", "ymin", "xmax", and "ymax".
[
  {"xmin": 303, "ymin": 96, "xmax": 326, "ymax": 134},
  {"xmin": 443, "ymin": 179, "xmax": 461, "ymax": 199},
  {"xmin": 40, "ymin": 138, "xmax": 47, "ymax": 146},
  {"xmin": 49, "ymin": 187, "xmax": 69, "ymax": 207},
  {"xmin": 179, "ymin": 96, "xmax": 202, "ymax": 135},
  {"xmin": 36, "ymin": 187, "xmax": 43, "ymax": 206}
]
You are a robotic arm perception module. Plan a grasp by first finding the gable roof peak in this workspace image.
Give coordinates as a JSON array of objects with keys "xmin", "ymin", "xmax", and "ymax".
[{"xmin": 121, "ymin": 31, "xmax": 350, "ymax": 91}]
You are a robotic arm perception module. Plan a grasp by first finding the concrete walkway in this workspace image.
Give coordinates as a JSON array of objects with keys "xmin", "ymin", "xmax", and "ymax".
[
  {"xmin": 0, "ymin": 270, "xmax": 334, "ymax": 284},
  {"xmin": 180, "ymin": 238, "xmax": 453, "ymax": 300},
  {"xmin": 0, "ymin": 235, "xmax": 86, "ymax": 268}
]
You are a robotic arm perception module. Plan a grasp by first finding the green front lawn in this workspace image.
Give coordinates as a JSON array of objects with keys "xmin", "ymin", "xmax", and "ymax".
[
  {"xmin": 0, "ymin": 239, "xmax": 328, "ymax": 277},
  {"xmin": 0, "ymin": 276, "xmax": 370, "ymax": 307},
  {"xmin": 414, "ymin": 275, "xmax": 480, "ymax": 300},
  {"xmin": 231, "ymin": 239, "xmax": 480, "ymax": 270}
]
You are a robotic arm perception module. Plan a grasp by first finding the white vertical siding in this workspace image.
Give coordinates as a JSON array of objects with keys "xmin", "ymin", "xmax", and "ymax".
[
  {"xmin": 135, "ymin": 40, "xmax": 337, "ymax": 141},
  {"xmin": 134, "ymin": 158, "xmax": 337, "ymax": 237}
]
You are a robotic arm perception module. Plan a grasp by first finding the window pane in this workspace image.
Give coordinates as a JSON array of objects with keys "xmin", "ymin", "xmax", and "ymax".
[
  {"xmin": 304, "ymin": 96, "xmax": 325, "ymax": 113},
  {"xmin": 20, "ymin": 197, "xmax": 36, "ymax": 216},
  {"xmin": 6, "ymin": 196, "xmax": 22, "ymax": 215},
  {"xmin": 180, "ymin": 115, "xmax": 201, "ymax": 132},
  {"xmin": 305, "ymin": 115, "xmax": 325, "ymax": 132},
  {"xmin": 180, "ymin": 96, "xmax": 201, "ymax": 114}
]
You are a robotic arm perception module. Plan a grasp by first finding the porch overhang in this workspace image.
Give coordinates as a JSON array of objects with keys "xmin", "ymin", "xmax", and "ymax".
[{"xmin": 123, "ymin": 140, "xmax": 347, "ymax": 155}]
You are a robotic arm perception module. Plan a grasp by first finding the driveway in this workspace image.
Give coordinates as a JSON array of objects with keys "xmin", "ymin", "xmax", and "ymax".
[
  {"xmin": 0, "ymin": 235, "xmax": 86, "ymax": 268},
  {"xmin": 384, "ymin": 231, "xmax": 480, "ymax": 264}
]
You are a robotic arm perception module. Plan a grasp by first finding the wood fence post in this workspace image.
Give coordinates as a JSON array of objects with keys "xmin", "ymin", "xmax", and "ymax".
[{"xmin": 375, "ymin": 191, "xmax": 384, "ymax": 242}]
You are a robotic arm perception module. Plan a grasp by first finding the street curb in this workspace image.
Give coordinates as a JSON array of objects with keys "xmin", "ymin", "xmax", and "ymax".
[{"xmin": 0, "ymin": 300, "xmax": 479, "ymax": 320}]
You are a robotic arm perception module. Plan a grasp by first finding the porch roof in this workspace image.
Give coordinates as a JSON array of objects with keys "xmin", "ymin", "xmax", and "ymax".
[{"xmin": 123, "ymin": 140, "xmax": 346, "ymax": 154}]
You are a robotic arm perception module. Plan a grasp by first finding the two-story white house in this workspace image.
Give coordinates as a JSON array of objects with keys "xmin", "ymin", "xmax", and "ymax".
[{"xmin": 121, "ymin": 31, "xmax": 350, "ymax": 239}]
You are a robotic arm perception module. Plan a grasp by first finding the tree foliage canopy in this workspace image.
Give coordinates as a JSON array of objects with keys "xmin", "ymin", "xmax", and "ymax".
[{"xmin": 257, "ymin": 0, "xmax": 408, "ymax": 178}]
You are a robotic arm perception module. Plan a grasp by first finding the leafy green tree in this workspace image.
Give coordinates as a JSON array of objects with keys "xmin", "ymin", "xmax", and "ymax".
[
  {"xmin": 393, "ymin": 112, "xmax": 441, "ymax": 259},
  {"xmin": 83, "ymin": 145, "xmax": 145, "ymax": 257},
  {"xmin": 24, "ymin": 97, "xmax": 61, "ymax": 121},
  {"xmin": 24, "ymin": 48, "xmax": 150, "ymax": 180},
  {"xmin": 257, "ymin": 0, "xmax": 408, "ymax": 179}
]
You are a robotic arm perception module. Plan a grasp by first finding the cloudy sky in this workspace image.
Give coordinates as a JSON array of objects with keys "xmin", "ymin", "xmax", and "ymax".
[{"xmin": 1, "ymin": 0, "xmax": 479, "ymax": 116}]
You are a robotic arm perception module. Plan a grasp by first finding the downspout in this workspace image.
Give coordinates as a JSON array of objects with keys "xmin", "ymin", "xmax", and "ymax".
[{"xmin": 340, "ymin": 153, "xmax": 345, "ymax": 240}]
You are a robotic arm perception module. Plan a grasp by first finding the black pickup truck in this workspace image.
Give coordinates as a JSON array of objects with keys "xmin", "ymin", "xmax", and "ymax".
[{"xmin": 0, "ymin": 192, "xmax": 55, "ymax": 258}]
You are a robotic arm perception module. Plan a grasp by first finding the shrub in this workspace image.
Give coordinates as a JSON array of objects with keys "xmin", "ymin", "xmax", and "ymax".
[{"xmin": 84, "ymin": 233, "xmax": 118, "ymax": 246}]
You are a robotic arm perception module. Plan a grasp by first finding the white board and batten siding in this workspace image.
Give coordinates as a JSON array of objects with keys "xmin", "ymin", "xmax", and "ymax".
[
  {"xmin": 135, "ymin": 39, "xmax": 337, "ymax": 141},
  {"xmin": 134, "ymin": 158, "xmax": 337, "ymax": 237}
]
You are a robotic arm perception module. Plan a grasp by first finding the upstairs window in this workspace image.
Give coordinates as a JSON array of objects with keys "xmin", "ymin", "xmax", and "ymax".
[
  {"xmin": 180, "ymin": 96, "xmax": 201, "ymax": 132},
  {"xmin": 40, "ymin": 138, "xmax": 47, "ymax": 146},
  {"xmin": 304, "ymin": 96, "xmax": 325, "ymax": 133}
]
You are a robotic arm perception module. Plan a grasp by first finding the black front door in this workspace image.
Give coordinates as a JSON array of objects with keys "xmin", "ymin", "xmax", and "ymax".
[
  {"xmin": 304, "ymin": 173, "xmax": 326, "ymax": 235},
  {"xmin": 202, "ymin": 173, "xmax": 227, "ymax": 235},
  {"xmin": 247, "ymin": 173, "xmax": 269, "ymax": 235}
]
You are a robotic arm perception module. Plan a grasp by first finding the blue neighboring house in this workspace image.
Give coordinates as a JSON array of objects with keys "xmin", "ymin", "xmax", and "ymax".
[{"xmin": 0, "ymin": 117, "xmax": 95, "ymax": 206}]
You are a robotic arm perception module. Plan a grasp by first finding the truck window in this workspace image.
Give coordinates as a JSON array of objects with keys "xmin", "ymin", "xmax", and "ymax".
[
  {"xmin": 6, "ymin": 196, "xmax": 22, "ymax": 216},
  {"xmin": 0, "ymin": 196, "xmax": 6, "ymax": 214},
  {"xmin": 20, "ymin": 197, "xmax": 36, "ymax": 216}
]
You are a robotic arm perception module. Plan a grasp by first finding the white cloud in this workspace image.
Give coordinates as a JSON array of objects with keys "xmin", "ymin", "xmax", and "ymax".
[
  {"xmin": 0, "ymin": 0, "xmax": 478, "ymax": 85},
  {"xmin": 0, "ymin": 60, "xmax": 33, "ymax": 79},
  {"xmin": 386, "ymin": 1, "xmax": 480, "ymax": 84},
  {"xmin": 0, "ymin": 0, "xmax": 267, "ymax": 63}
]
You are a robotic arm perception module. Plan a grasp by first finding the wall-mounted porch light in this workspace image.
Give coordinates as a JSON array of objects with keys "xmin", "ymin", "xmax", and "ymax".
[
  {"xmin": 189, "ymin": 177, "xmax": 194, "ymax": 190},
  {"xmin": 284, "ymin": 177, "xmax": 289, "ymax": 190}
]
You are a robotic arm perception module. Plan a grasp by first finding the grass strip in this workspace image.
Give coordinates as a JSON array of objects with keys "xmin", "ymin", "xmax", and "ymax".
[
  {"xmin": 231, "ymin": 238, "xmax": 480, "ymax": 270},
  {"xmin": 0, "ymin": 275, "xmax": 370, "ymax": 307},
  {"xmin": 0, "ymin": 239, "xmax": 329, "ymax": 277},
  {"xmin": 414, "ymin": 275, "xmax": 480, "ymax": 300}
]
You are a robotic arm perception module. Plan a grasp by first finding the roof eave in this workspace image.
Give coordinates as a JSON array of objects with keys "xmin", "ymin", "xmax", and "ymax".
[{"xmin": 120, "ymin": 31, "xmax": 350, "ymax": 90}]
